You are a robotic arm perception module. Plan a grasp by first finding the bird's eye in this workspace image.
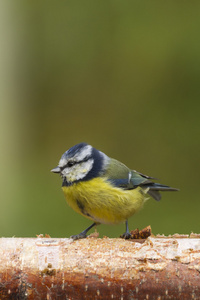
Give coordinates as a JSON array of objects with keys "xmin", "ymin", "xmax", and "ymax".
[{"xmin": 67, "ymin": 161, "xmax": 75, "ymax": 167}]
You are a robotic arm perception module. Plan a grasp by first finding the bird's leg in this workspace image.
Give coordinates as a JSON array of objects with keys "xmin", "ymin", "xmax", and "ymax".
[
  {"xmin": 121, "ymin": 220, "xmax": 131, "ymax": 239},
  {"xmin": 70, "ymin": 222, "xmax": 97, "ymax": 240}
]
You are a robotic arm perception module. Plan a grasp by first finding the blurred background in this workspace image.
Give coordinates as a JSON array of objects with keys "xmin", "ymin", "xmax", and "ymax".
[{"xmin": 1, "ymin": 1, "xmax": 200, "ymax": 238}]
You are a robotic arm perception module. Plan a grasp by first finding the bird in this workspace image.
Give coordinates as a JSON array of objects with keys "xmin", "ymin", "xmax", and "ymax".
[{"xmin": 51, "ymin": 142, "xmax": 178, "ymax": 240}]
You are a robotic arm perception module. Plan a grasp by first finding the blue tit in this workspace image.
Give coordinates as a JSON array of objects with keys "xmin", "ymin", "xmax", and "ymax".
[{"xmin": 51, "ymin": 143, "xmax": 178, "ymax": 240}]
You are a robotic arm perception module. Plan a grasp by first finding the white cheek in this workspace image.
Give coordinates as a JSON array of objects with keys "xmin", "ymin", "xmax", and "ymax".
[
  {"xmin": 75, "ymin": 160, "xmax": 94, "ymax": 180},
  {"xmin": 63, "ymin": 159, "xmax": 94, "ymax": 182}
]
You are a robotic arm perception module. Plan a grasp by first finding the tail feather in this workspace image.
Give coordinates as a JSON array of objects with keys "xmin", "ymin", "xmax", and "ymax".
[
  {"xmin": 146, "ymin": 183, "xmax": 179, "ymax": 201},
  {"xmin": 147, "ymin": 190, "xmax": 162, "ymax": 201}
]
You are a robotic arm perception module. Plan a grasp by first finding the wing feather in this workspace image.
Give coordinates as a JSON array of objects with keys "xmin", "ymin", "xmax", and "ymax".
[{"xmin": 103, "ymin": 158, "xmax": 178, "ymax": 201}]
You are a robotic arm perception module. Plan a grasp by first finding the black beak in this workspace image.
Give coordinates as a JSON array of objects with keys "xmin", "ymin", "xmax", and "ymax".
[{"xmin": 51, "ymin": 166, "xmax": 61, "ymax": 173}]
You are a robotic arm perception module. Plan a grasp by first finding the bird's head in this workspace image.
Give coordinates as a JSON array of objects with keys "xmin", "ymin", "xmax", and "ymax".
[{"xmin": 51, "ymin": 143, "xmax": 109, "ymax": 185}]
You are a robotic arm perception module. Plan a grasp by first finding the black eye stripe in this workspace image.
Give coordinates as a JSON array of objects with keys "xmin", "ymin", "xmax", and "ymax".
[
  {"xmin": 60, "ymin": 156, "xmax": 91, "ymax": 170},
  {"xmin": 60, "ymin": 161, "xmax": 75, "ymax": 170},
  {"xmin": 67, "ymin": 161, "xmax": 75, "ymax": 167}
]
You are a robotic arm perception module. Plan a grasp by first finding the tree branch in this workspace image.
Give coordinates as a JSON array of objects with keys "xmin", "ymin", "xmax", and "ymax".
[{"xmin": 0, "ymin": 236, "xmax": 200, "ymax": 299}]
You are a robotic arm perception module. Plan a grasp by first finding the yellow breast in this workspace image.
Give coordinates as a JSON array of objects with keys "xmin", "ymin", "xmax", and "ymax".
[{"xmin": 62, "ymin": 177, "xmax": 148, "ymax": 224}]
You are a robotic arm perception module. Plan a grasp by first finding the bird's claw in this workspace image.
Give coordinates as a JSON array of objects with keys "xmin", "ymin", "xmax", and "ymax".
[
  {"xmin": 70, "ymin": 233, "xmax": 87, "ymax": 240},
  {"xmin": 120, "ymin": 232, "xmax": 132, "ymax": 239}
]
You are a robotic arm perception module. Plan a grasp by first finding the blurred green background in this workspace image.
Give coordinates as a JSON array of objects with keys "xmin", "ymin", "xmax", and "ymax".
[{"xmin": 1, "ymin": 1, "xmax": 200, "ymax": 238}]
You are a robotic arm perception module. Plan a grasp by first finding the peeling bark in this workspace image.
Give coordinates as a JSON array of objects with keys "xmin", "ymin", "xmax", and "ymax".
[{"xmin": 0, "ymin": 237, "xmax": 200, "ymax": 299}]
